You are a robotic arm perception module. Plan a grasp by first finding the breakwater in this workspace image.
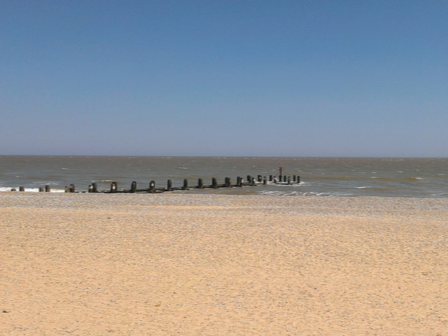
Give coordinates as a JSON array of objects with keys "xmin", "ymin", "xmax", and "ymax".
[{"xmin": 9, "ymin": 174, "xmax": 301, "ymax": 193}]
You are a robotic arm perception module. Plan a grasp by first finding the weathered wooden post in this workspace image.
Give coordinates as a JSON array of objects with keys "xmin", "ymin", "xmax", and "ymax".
[
  {"xmin": 293, "ymin": 175, "xmax": 296, "ymax": 182},
  {"xmin": 263, "ymin": 176, "xmax": 267, "ymax": 185},
  {"xmin": 69, "ymin": 184, "xmax": 75, "ymax": 193},
  {"xmin": 92, "ymin": 183, "xmax": 98, "ymax": 192},
  {"xmin": 297, "ymin": 176, "xmax": 301, "ymax": 183},
  {"xmin": 39, "ymin": 187, "xmax": 45, "ymax": 192},
  {"xmin": 257, "ymin": 175, "xmax": 262, "ymax": 182},
  {"xmin": 287, "ymin": 176, "xmax": 291, "ymax": 185},
  {"xmin": 110, "ymin": 182, "xmax": 117, "ymax": 193},
  {"xmin": 251, "ymin": 177, "xmax": 256, "ymax": 186},
  {"xmin": 225, "ymin": 177, "xmax": 231, "ymax": 187},
  {"xmin": 197, "ymin": 178, "xmax": 204, "ymax": 189},
  {"xmin": 19, "ymin": 186, "xmax": 25, "ymax": 192},
  {"xmin": 148, "ymin": 180, "xmax": 156, "ymax": 193},
  {"xmin": 236, "ymin": 176, "xmax": 242, "ymax": 187},
  {"xmin": 130, "ymin": 181, "xmax": 137, "ymax": 193},
  {"xmin": 283, "ymin": 176, "xmax": 287, "ymax": 183},
  {"xmin": 212, "ymin": 177, "xmax": 218, "ymax": 189},
  {"xmin": 269, "ymin": 175, "xmax": 273, "ymax": 182},
  {"xmin": 182, "ymin": 179, "xmax": 188, "ymax": 190},
  {"xmin": 45, "ymin": 185, "xmax": 51, "ymax": 192},
  {"xmin": 167, "ymin": 180, "xmax": 172, "ymax": 191},
  {"xmin": 246, "ymin": 175, "xmax": 251, "ymax": 184}
]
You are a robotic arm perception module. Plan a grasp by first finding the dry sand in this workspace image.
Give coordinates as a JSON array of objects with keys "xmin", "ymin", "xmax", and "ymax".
[{"xmin": 1, "ymin": 193, "xmax": 448, "ymax": 335}]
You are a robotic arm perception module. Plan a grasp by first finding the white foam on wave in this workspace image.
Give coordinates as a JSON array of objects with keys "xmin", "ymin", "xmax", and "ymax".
[
  {"xmin": 0, "ymin": 187, "xmax": 65, "ymax": 193},
  {"xmin": 0, "ymin": 187, "xmax": 14, "ymax": 192},
  {"xmin": 265, "ymin": 181, "xmax": 308, "ymax": 187},
  {"xmin": 260, "ymin": 190, "xmax": 301, "ymax": 196},
  {"xmin": 302, "ymin": 192, "xmax": 330, "ymax": 196},
  {"xmin": 259, "ymin": 190, "xmax": 346, "ymax": 197}
]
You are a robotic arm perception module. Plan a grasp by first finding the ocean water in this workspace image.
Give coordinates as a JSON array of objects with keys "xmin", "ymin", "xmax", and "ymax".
[{"xmin": 0, "ymin": 156, "xmax": 447, "ymax": 198}]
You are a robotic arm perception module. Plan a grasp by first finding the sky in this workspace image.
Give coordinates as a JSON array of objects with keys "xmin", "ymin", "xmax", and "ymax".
[{"xmin": 1, "ymin": 0, "xmax": 447, "ymax": 157}]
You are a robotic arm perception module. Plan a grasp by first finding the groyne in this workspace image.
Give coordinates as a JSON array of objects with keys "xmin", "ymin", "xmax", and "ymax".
[{"xmin": 7, "ymin": 174, "xmax": 301, "ymax": 193}]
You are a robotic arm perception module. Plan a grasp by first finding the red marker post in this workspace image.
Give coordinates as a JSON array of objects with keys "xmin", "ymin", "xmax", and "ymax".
[{"xmin": 278, "ymin": 167, "xmax": 284, "ymax": 181}]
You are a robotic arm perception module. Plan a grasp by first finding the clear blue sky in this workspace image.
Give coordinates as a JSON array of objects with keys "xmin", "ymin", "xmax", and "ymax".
[{"xmin": 1, "ymin": 0, "xmax": 447, "ymax": 157}]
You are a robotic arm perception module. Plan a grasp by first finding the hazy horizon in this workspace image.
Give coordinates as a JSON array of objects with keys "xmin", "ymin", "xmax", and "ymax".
[{"xmin": 1, "ymin": 154, "xmax": 447, "ymax": 159}]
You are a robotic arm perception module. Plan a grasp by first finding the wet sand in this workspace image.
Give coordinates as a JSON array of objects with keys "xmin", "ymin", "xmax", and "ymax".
[{"xmin": 1, "ymin": 193, "xmax": 448, "ymax": 335}]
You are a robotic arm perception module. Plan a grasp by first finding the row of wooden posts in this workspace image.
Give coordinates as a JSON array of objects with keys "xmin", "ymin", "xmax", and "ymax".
[
  {"xmin": 89, "ymin": 174, "xmax": 300, "ymax": 193},
  {"xmin": 14, "ymin": 174, "xmax": 300, "ymax": 193}
]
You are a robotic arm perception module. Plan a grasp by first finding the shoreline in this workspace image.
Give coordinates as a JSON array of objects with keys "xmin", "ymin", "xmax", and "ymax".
[
  {"xmin": 2, "ymin": 194, "xmax": 448, "ymax": 335},
  {"xmin": 1, "ymin": 188, "xmax": 448, "ymax": 199}
]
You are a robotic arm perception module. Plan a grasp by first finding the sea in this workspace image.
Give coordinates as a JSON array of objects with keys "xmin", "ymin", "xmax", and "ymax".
[{"xmin": 0, "ymin": 156, "xmax": 447, "ymax": 198}]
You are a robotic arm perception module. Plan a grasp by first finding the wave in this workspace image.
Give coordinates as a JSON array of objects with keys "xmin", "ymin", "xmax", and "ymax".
[
  {"xmin": 100, "ymin": 180, "xmax": 123, "ymax": 183},
  {"xmin": 371, "ymin": 177, "xmax": 425, "ymax": 181},
  {"xmin": 312, "ymin": 176, "xmax": 360, "ymax": 180},
  {"xmin": 312, "ymin": 176, "xmax": 425, "ymax": 182},
  {"xmin": 259, "ymin": 190, "xmax": 354, "ymax": 197},
  {"xmin": 355, "ymin": 186, "xmax": 396, "ymax": 191},
  {"xmin": 0, "ymin": 187, "xmax": 65, "ymax": 193},
  {"xmin": 265, "ymin": 181, "xmax": 308, "ymax": 187}
]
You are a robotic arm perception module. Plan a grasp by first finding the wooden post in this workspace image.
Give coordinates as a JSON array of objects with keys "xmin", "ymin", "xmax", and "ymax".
[
  {"xmin": 225, "ymin": 177, "xmax": 231, "ymax": 187},
  {"xmin": 279, "ymin": 174, "xmax": 282, "ymax": 182},
  {"xmin": 19, "ymin": 186, "xmax": 25, "ymax": 192},
  {"xmin": 45, "ymin": 185, "xmax": 51, "ymax": 192},
  {"xmin": 257, "ymin": 175, "xmax": 262, "ymax": 182},
  {"xmin": 182, "ymin": 179, "xmax": 188, "ymax": 190},
  {"xmin": 88, "ymin": 185, "xmax": 93, "ymax": 193},
  {"xmin": 130, "ymin": 181, "xmax": 137, "ymax": 193},
  {"xmin": 237, "ymin": 176, "xmax": 243, "ymax": 187},
  {"xmin": 212, "ymin": 177, "xmax": 218, "ymax": 189},
  {"xmin": 70, "ymin": 184, "xmax": 75, "ymax": 193},
  {"xmin": 149, "ymin": 181, "xmax": 155, "ymax": 193},
  {"xmin": 39, "ymin": 187, "xmax": 45, "ymax": 192},
  {"xmin": 293, "ymin": 175, "xmax": 296, "ymax": 182},
  {"xmin": 92, "ymin": 183, "xmax": 98, "ymax": 192},
  {"xmin": 167, "ymin": 180, "xmax": 172, "ymax": 191},
  {"xmin": 246, "ymin": 175, "xmax": 251, "ymax": 184},
  {"xmin": 110, "ymin": 182, "xmax": 117, "ymax": 193},
  {"xmin": 263, "ymin": 176, "xmax": 267, "ymax": 185},
  {"xmin": 269, "ymin": 175, "xmax": 273, "ymax": 182},
  {"xmin": 283, "ymin": 176, "xmax": 287, "ymax": 183},
  {"xmin": 297, "ymin": 176, "xmax": 301, "ymax": 183},
  {"xmin": 287, "ymin": 176, "xmax": 291, "ymax": 185},
  {"xmin": 251, "ymin": 177, "xmax": 256, "ymax": 186},
  {"xmin": 197, "ymin": 178, "xmax": 204, "ymax": 189}
]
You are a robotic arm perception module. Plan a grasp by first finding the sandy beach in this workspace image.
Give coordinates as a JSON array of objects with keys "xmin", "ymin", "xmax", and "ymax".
[{"xmin": 1, "ymin": 193, "xmax": 447, "ymax": 335}]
